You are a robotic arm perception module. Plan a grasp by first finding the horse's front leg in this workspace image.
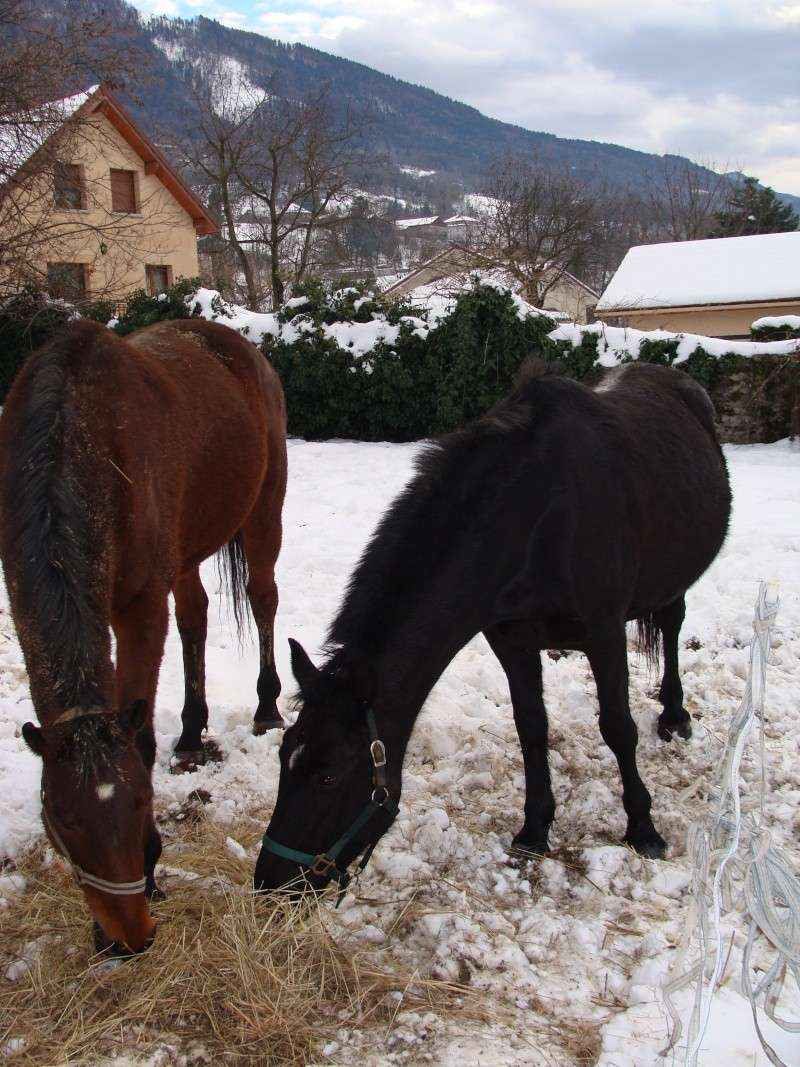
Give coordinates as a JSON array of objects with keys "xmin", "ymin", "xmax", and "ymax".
[
  {"xmin": 113, "ymin": 585, "xmax": 170, "ymax": 898},
  {"xmin": 484, "ymin": 623, "xmax": 555, "ymax": 856},
  {"xmin": 586, "ymin": 623, "xmax": 666, "ymax": 858}
]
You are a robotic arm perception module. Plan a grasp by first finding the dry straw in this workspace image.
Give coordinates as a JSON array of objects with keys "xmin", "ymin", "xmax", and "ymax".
[{"xmin": 0, "ymin": 818, "xmax": 475, "ymax": 1067}]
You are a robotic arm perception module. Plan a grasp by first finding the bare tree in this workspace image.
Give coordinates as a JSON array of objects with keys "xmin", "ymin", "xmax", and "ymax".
[
  {"xmin": 644, "ymin": 156, "xmax": 732, "ymax": 242},
  {"xmin": 470, "ymin": 152, "xmax": 603, "ymax": 305},
  {"xmin": 178, "ymin": 59, "xmax": 375, "ymax": 308}
]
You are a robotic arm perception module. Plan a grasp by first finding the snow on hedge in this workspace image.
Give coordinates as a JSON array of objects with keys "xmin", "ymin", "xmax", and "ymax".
[
  {"xmin": 752, "ymin": 314, "xmax": 800, "ymax": 330},
  {"xmin": 550, "ymin": 320, "xmax": 800, "ymax": 367},
  {"xmin": 187, "ymin": 287, "xmax": 430, "ymax": 358},
  {"xmin": 185, "ymin": 283, "xmax": 799, "ymax": 368}
]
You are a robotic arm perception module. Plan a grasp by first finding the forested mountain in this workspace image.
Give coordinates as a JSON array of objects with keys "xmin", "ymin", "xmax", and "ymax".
[{"xmin": 31, "ymin": 0, "xmax": 800, "ymax": 213}]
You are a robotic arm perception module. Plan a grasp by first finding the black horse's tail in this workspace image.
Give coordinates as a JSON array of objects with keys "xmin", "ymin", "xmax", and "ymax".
[
  {"xmin": 217, "ymin": 532, "xmax": 251, "ymax": 638},
  {"xmin": 635, "ymin": 613, "xmax": 661, "ymax": 669}
]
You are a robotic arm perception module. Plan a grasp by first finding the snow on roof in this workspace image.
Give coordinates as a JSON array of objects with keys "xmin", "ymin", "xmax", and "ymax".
[
  {"xmin": 395, "ymin": 216, "xmax": 442, "ymax": 230},
  {"xmin": 597, "ymin": 232, "xmax": 800, "ymax": 312},
  {"xmin": 444, "ymin": 214, "xmax": 479, "ymax": 225},
  {"xmin": 0, "ymin": 85, "xmax": 98, "ymax": 178},
  {"xmin": 399, "ymin": 165, "xmax": 436, "ymax": 178}
]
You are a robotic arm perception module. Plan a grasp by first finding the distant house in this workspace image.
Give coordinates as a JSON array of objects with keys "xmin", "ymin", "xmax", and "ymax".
[
  {"xmin": 383, "ymin": 245, "xmax": 599, "ymax": 323},
  {"xmin": 443, "ymin": 214, "xmax": 479, "ymax": 243},
  {"xmin": 596, "ymin": 232, "xmax": 800, "ymax": 339},
  {"xmin": 1, "ymin": 84, "xmax": 218, "ymax": 303},
  {"xmin": 394, "ymin": 215, "xmax": 447, "ymax": 238}
]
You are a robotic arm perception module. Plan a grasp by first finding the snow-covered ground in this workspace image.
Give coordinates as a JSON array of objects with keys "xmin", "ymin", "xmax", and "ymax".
[{"xmin": 1, "ymin": 438, "xmax": 799, "ymax": 1065}]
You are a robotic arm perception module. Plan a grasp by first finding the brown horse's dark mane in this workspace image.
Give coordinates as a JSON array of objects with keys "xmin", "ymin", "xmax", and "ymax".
[{"xmin": 5, "ymin": 324, "xmax": 107, "ymax": 717}]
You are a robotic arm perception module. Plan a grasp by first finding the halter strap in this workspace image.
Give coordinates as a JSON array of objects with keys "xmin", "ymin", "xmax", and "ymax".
[
  {"xmin": 40, "ymin": 792, "xmax": 147, "ymax": 897},
  {"xmin": 47, "ymin": 706, "xmax": 114, "ymax": 728},
  {"xmin": 261, "ymin": 708, "xmax": 399, "ymax": 902}
]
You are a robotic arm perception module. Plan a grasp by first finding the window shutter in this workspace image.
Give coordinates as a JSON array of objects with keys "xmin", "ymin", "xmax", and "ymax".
[
  {"xmin": 53, "ymin": 163, "xmax": 83, "ymax": 209},
  {"xmin": 110, "ymin": 169, "xmax": 136, "ymax": 213},
  {"xmin": 47, "ymin": 263, "xmax": 87, "ymax": 301},
  {"xmin": 146, "ymin": 265, "xmax": 170, "ymax": 296}
]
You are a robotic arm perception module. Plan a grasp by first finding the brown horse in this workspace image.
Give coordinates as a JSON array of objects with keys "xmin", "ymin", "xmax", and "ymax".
[{"xmin": 0, "ymin": 317, "xmax": 287, "ymax": 953}]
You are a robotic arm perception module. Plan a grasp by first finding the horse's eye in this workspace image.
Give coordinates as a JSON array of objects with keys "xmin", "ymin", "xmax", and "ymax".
[{"xmin": 321, "ymin": 774, "xmax": 338, "ymax": 788}]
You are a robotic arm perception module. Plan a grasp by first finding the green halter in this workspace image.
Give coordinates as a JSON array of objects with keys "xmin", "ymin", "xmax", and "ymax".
[{"xmin": 261, "ymin": 708, "xmax": 399, "ymax": 902}]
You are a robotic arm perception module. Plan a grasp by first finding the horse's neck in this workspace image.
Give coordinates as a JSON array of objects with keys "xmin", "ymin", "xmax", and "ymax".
[{"xmin": 369, "ymin": 596, "xmax": 483, "ymax": 757}]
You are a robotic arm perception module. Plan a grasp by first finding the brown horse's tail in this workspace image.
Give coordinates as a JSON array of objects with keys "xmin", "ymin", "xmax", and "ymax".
[
  {"xmin": 217, "ymin": 532, "xmax": 251, "ymax": 638},
  {"xmin": 635, "ymin": 613, "xmax": 661, "ymax": 670}
]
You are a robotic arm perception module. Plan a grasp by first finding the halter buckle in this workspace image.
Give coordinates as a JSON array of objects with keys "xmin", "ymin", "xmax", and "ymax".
[
  {"xmin": 310, "ymin": 853, "xmax": 338, "ymax": 878},
  {"xmin": 370, "ymin": 739, "xmax": 387, "ymax": 768}
]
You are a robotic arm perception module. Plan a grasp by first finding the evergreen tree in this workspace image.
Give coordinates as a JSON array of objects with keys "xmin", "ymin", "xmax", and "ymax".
[{"xmin": 713, "ymin": 176, "xmax": 799, "ymax": 237}]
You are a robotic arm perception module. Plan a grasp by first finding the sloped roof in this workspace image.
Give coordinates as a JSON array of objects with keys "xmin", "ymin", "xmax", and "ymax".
[
  {"xmin": 384, "ymin": 245, "xmax": 598, "ymax": 300},
  {"xmin": 395, "ymin": 215, "xmax": 444, "ymax": 230},
  {"xmin": 2, "ymin": 84, "xmax": 219, "ymax": 235},
  {"xmin": 597, "ymin": 232, "xmax": 800, "ymax": 312},
  {"xmin": 0, "ymin": 86, "xmax": 97, "ymax": 177}
]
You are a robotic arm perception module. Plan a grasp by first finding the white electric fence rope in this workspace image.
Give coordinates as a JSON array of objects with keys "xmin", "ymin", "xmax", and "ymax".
[{"xmin": 663, "ymin": 581, "xmax": 800, "ymax": 1067}]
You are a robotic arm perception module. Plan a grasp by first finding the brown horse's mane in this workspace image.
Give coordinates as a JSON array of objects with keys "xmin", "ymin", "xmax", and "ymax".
[{"xmin": 4, "ymin": 324, "xmax": 108, "ymax": 718}]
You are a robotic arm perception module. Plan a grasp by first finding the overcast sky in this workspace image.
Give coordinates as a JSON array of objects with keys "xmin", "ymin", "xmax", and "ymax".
[{"xmin": 135, "ymin": 0, "xmax": 800, "ymax": 196}]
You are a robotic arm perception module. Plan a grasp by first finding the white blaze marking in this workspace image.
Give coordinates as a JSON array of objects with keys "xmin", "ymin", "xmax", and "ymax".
[
  {"xmin": 289, "ymin": 744, "xmax": 305, "ymax": 771},
  {"xmin": 96, "ymin": 783, "xmax": 115, "ymax": 801}
]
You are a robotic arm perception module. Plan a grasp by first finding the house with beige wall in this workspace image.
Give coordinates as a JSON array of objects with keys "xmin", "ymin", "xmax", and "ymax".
[
  {"xmin": 0, "ymin": 84, "xmax": 218, "ymax": 304},
  {"xmin": 596, "ymin": 232, "xmax": 800, "ymax": 339},
  {"xmin": 382, "ymin": 244, "xmax": 598, "ymax": 323}
]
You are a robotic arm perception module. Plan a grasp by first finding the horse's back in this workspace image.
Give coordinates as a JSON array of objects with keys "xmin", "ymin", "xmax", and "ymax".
[
  {"xmin": 127, "ymin": 319, "xmax": 283, "ymax": 413},
  {"xmin": 486, "ymin": 362, "xmax": 731, "ymax": 626}
]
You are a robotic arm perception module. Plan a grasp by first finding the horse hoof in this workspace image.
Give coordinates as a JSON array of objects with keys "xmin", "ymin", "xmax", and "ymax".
[
  {"xmin": 171, "ymin": 749, "xmax": 205, "ymax": 774},
  {"xmin": 253, "ymin": 717, "xmax": 285, "ymax": 736},
  {"xmin": 625, "ymin": 831, "xmax": 666, "ymax": 859},
  {"xmin": 171, "ymin": 739, "xmax": 224, "ymax": 774},
  {"xmin": 657, "ymin": 717, "xmax": 692, "ymax": 742},
  {"xmin": 510, "ymin": 835, "xmax": 548, "ymax": 860}
]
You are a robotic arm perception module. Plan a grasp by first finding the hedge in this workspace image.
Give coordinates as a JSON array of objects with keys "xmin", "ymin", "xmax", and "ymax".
[
  {"xmin": 1, "ymin": 278, "xmax": 796, "ymax": 444},
  {"xmin": 261, "ymin": 281, "xmax": 563, "ymax": 440}
]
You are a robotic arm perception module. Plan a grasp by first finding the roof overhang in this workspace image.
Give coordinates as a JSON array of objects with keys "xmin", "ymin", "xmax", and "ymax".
[
  {"xmin": 598, "ymin": 296, "xmax": 800, "ymax": 316},
  {"xmin": 87, "ymin": 88, "xmax": 219, "ymax": 235}
]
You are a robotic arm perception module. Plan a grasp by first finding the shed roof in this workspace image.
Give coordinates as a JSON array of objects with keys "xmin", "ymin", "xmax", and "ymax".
[{"xmin": 597, "ymin": 232, "xmax": 800, "ymax": 312}]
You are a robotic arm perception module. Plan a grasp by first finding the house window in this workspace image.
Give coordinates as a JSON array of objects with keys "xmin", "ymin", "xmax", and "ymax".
[
  {"xmin": 110, "ymin": 168, "xmax": 137, "ymax": 213},
  {"xmin": 145, "ymin": 265, "xmax": 171, "ymax": 296},
  {"xmin": 47, "ymin": 262, "xmax": 87, "ymax": 302},
  {"xmin": 53, "ymin": 163, "xmax": 83, "ymax": 209}
]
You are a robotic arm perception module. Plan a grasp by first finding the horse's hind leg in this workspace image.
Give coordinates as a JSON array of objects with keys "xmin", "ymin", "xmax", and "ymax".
[
  {"xmin": 173, "ymin": 568, "xmax": 211, "ymax": 764},
  {"xmin": 655, "ymin": 595, "xmax": 692, "ymax": 742},
  {"xmin": 242, "ymin": 491, "xmax": 285, "ymax": 734},
  {"xmin": 485, "ymin": 623, "xmax": 555, "ymax": 855},
  {"xmin": 586, "ymin": 623, "xmax": 666, "ymax": 858}
]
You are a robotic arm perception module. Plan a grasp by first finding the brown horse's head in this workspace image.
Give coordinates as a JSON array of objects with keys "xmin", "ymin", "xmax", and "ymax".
[{"xmin": 22, "ymin": 700, "xmax": 157, "ymax": 953}]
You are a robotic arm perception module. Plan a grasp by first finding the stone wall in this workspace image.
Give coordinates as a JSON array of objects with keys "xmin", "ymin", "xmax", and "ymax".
[{"xmin": 711, "ymin": 353, "xmax": 800, "ymax": 444}]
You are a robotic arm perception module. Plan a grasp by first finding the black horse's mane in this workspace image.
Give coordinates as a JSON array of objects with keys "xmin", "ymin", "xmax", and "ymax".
[
  {"xmin": 326, "ymin": 361, "xmax": 561, "ymax": 663},
  {"xmin": 5, "ymin": 323, "xmax": 107, "ymax": 712}
]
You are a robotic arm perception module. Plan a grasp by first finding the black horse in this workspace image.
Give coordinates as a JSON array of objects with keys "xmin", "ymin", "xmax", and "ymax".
[{"xmin": 255, "ymin": 362, "xmax": 731, "ymax": 895}]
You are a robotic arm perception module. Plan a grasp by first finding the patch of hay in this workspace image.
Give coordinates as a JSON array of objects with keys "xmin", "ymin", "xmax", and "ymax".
[{"xmin": 0, "ymin": 823, "xmax": 475, "ymax": 1066}]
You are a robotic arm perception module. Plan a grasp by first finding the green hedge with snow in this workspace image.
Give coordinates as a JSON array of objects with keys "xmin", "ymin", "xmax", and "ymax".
[
  {"xmin": 0, "ymin": 279, "xmax": 797, "ymax": 443},
  {"xmin": 261, "ymin": 280, "xmax": 558, "ymax": 440}
]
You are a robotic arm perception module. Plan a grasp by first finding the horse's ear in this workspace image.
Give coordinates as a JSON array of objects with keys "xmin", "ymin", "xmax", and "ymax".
[
  {"xmin": 289, "ymin": 638, "xmax": 320, "ymax": 697},
  {"xmin": 121, "ymin": 699, "xmax": 148, "ymax": 735},
  {"xmin": 21, "ymin": 722, "xmax": 44, "ymax": 757}
]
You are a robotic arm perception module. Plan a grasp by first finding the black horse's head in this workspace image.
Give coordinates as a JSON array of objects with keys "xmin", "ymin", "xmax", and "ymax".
[{"xmin": 254, "ymin": 639, "xmax": 397, "ymax": 897}]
